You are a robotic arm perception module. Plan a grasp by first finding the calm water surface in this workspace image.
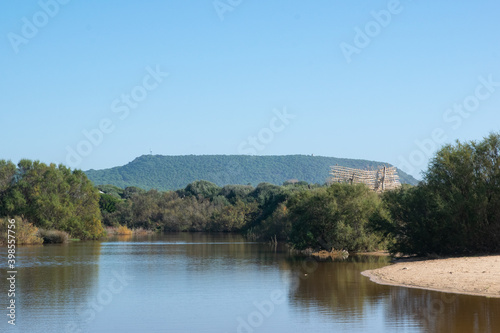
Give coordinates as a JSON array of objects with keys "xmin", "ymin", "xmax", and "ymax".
[{"xmin": 1, "ymin": 233, "xmax": 499, "ymax": 332}]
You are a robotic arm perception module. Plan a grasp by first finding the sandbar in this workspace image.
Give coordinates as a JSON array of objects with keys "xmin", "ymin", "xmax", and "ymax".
[{"xmin": 362, "ymin": 255, "xmax": 500, "ymax": 298}]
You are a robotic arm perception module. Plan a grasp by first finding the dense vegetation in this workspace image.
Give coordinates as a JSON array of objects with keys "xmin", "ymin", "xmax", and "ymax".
[
  {"xmin": 96, "ymin": 180, "xmax": 386, "ymax": 252},
  {"xmin": 97, "ymin": 134, "xmax": 500, "ymax": 255},
  {"xmin": 2, "ymin": 133, "xmax": 499, "ymax": 256},
  {"xmin": 85, "ymin": 154, "xmax": 418, "ymax": 191},
  {"xmin": 0, "ymin": 160, "xmax": 104, "ymax": 241},
  {"xmin": 0, "ymin": 216, "xmax": 43, "ymax": 245},
  {"xmin": 98, "ymin": 181, "xmax": 305, "ymax": 233},
  {"xmin": 287, "ymin": 184, "xmax": 388, "ymax": 251},
  {"xmin": 380, "ymin": 133, "xmax": 500, "ymax": 255}
]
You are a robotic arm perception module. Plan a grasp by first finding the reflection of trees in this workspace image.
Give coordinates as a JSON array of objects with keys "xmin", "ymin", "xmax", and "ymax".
[
  {"xmin": 180, "ymin": 233, "xmax": 285, "ymax": 272},
  {"xmin": 283, "ymin": 255, "xmax": 391, "ymax": 318},
  {"xmin": 107, "ymin": 234, "xmax": 133, "ymax": 242},
  {"xmin": 385, "ymin": 287, "xmax": 500, "ymax": 333},
  {"xmin": 19, "ymin": 242, "xmax": 101, "ymax": 308},
  {"xmin": 284, "ymin": 254, "xmax": 500, "ymax": 332},
  {"xmin": 113, "ymin": 232, "xmax": 285, "ymax": 274},
  {"xmin": 14, "ymin": 234, "xmax": 500, "ymax": 333}
]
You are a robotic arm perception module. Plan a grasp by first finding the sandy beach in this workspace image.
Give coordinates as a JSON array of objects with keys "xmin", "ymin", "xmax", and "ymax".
[{"xmin": 362, "ymin": 255, "xmax": 500, "ymax": 298}]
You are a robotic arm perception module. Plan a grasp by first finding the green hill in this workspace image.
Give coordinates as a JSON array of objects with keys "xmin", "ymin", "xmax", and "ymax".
[{"xmin": 84, "ymin": 155, "xmax": 419, "ymax": 191}]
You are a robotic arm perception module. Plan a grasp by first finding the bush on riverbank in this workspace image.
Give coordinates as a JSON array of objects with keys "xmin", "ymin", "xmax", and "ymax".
[
  {"xmin": 0, "ymin": 216, "xmax": 43, "ymax": 245},
  {"xmin": 382, "ymin": 133, "xmax": 500, "ymax": 256},
  {"xmin": 38, "ymin": 229, "xmax": 69, "ymax": 244},
  {"xmin": 116, "ymin": 225, "xmax": 132, "ymax": 235},
  {"xmin": 0, "ymin": 160, "xmax": 105, "ymax": 240},
  {"xmin": 286, "ymin": 184, "xmax": 388, "ymax": 252}
]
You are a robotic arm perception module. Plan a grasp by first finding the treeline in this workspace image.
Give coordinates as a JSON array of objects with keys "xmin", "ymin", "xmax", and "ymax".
[
  {"xmin": 98, "ymin": 133, "xmax": 500, "ymax": 255},
  {"xmin": 2, "ymin": 133, "xmax": 499, "ymax": 255},
  {"xmin": 98, "ymin": 180, "xmax": 389, "ymax": 252},
  {"xmin": 258, "ymin": 133, "xmax": 500, "ymax": 255},
  {"xmin": 380, "ymin": 133, "xmax": 500, "ymax": 255},
  {"xmin": 0, "ymin": 160, "xmax": 104, "ymax": 241},
  {"xmin": 97, "ymin": 180, "xmax": 321, "ymax": 233}
]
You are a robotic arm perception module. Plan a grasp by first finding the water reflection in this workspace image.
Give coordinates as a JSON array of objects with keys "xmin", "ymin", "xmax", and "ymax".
[
  {"xmin": 386, "ymin": 287, "xmax": 500, "ymax": 333},
  {"xmin": 285, "ymin": 254, "xmax": 500, "ymax": 333},
  {"xmin": 2, "ymin": 233, "xmax": 500, "ymax": 333},
  {"xmin": 284, "ymin": 256, "xmax": 393, "ymax": 319},
  {"xmin": 11, "ymin": 242, "xmax": 101, "ymax": 332}
]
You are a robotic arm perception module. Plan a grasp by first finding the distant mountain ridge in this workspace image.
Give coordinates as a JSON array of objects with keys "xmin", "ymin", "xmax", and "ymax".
[{"xmin": 84, "ymin": 155, "xmax": 419, "ymax": 191}]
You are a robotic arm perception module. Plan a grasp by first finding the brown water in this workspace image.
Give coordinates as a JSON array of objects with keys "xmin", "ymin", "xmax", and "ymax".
[{"xmin": 1, "ymin": 233, "xmax": 499, "ymax": 332}]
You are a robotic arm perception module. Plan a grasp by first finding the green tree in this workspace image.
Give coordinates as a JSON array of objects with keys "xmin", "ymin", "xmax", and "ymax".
[
  {"xmin": 99, "ymin": 193, "xmax": 120, "ymax": 214},
  {"xmin": 210, "ymin": 200, "xmax": 258, "ymax": 232},
  {"xmin": 184, "ymin": 180, "xmax": 221, "ymax": 199},
  {"xmin": 219, "ymin": 184, "xmax": 254, "ymax": 204},
  {"xmin": 288, "ymin": 184, "xmax": 387, "ymax": 251},
  {"xmin": 384, "ymin": 133, "xmax": 500, "ymax": 255},
  {"xmin": 0, "ymin": 160, "xmax": 104, "ymax": 239},
  {"xmin": 130, "ymin": 189, "xmax": 161, "ymax": 229},
  {"xmin": 97, "ymin": 184, "xmax": 124, "ymax": 199}
]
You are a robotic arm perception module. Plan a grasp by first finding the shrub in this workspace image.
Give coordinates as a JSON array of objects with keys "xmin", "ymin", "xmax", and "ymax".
[
  {"xmin": 184, "ymin": 180, "xmax": 221, "ymax": 199},
  {"xmin": 38, "ymin": 229, "xmax": 69, "ymax": 244},
  {"xmin": 287, "ymin": 183, "xmax": 388, "ymax": 252},
  {"xmin": 116, "ymin": 225, "xmax": 132, "ymax": 235},
  {"xmin": 0, "ymin": 216, "xmax": 43, "ymax": 245},
  {"xmin": 0, "ymin": 160, "xmax": 105, "ymax": 240},
  {"xmin": 383, "ymin": 133, "xmax": 500, "ymax": 255}
]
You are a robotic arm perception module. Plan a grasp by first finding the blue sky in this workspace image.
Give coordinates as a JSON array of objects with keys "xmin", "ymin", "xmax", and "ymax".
[{"xmin": 1, "ymin": 0, "xmax": 499, "ymax": 179}]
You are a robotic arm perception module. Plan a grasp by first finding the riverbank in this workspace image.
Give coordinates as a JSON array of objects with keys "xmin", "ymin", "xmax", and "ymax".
[{"xmin": 362, "ymin": 255, "xmax": 500, "ymax": 298}]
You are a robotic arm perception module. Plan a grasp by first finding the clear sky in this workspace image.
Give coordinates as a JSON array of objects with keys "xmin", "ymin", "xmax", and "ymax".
[{"xmin": 1, "ymin": 0, "xmax": 499, "ymax": 180}]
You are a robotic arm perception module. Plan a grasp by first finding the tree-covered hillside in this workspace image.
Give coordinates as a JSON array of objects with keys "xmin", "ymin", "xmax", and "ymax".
[{"xmin": 85, "ymin": 155, "xmax": 418, "ymax": 191}]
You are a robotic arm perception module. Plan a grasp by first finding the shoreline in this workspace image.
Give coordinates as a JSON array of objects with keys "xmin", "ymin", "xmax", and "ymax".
[{"xmin": 361, "ymin": 255, "xmax": 500, "ymax": 298}]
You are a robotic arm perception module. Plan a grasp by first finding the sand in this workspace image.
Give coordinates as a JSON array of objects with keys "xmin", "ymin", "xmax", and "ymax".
[{"xmin": 361, "ymin": 255, "xmax": 500, "ymax": 298}]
